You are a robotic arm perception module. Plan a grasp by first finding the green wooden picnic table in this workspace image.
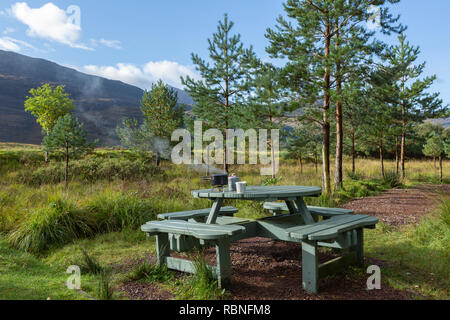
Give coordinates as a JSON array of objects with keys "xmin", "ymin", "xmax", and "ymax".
[
  {"xmin": 142, "ymin": 185, "xmax": 378, "ymax": 293},
  {"xmin": 192, "ymin": 185, "xmax": 322, "ymax": 225}
]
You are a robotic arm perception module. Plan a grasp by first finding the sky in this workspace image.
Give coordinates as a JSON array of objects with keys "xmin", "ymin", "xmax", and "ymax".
[{"xmin": 0, "ymin": 0, "xmax": 449, "ymax": 104}]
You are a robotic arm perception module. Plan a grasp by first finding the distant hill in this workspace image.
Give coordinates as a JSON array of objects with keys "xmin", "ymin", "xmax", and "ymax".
[
  {"xmin": 0, "ymin": 50, "xmax": 193, "ymax": 145},
  {"xmin": 433, "ymin": 117, "xmax": 450, "ymax": 128}
]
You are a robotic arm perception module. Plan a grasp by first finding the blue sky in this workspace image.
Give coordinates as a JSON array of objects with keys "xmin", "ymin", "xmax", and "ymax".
[{"xmin": 0, "ymin": 0, "xmax": 448, "ymax": 104}]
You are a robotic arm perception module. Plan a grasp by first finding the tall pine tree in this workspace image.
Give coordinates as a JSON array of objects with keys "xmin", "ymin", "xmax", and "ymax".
[
  {"xmin": 387, "ymin": 34, "xmax": 445, "ymax": 178},
  {"xmin": 266, "ymin": 0, "xmax": 402, "ymax": 195},
  {"xmin": 182, "ymin": 14, "xmax": 257, "ymax": 173}
]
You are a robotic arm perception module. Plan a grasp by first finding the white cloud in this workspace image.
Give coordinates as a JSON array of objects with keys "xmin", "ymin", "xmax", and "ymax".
[
  {"xmin": 143, "ymin": 61, "xmax": 200, "ymax": 87},
  {"xmin": 10, "ymin": 2, "xmax": 91, "ymax": 50},
  {"xmin": 82, "ymin": 61, "xmax": 199, "ymax": 89},
  {"xmin": 99, "ymin": 38, "xmax": 122, "ymax": 50},
  {"xmin": 83, "ymin": 63, "xmax": 153, "ymax": 88},
  {"xmin": 0, "ymin": 37, "xmax": 21, "ymax": 52},
  {"xmin": 0, "ymin": 36, "xmax": 35, "ymax": 52}
]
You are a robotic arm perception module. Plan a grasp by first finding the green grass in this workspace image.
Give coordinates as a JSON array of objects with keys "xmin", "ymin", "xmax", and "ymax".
[
  {"xmin": 127, "ymin": 261, "xmax": 174, "ymax": 283},
  {"xmin": 365, "ymin": 197, "xmax": 450, "ymax": 299},
  {"xmin": 174, "ymin": 251, "xmax": 227, "ymax": 300},
  {"xmin": 0, "ymin": 236, "xmax": 86, "ymax": 300},
  {"xmin": 0, "ymin": 146, "xmax": 449, "ymax": 300}
]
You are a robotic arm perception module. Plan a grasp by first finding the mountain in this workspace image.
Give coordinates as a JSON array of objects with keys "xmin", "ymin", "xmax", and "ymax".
[{"xmin": 0, "ymin": 50, "xmax": 193, "ymax": 145}]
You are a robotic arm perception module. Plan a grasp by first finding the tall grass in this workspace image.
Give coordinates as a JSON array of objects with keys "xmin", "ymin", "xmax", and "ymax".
[
  {"xmin": 127, "ymin": 261, "xmax": 174, "ymax": 283},
  {"xmin": 176, "ymin": 251, "xmax": 226, "ymax": 300},
  {"xmin": 413, "ymin": 196, "xmax": 450, "ymax": 250},
  {"xmin": 86, "ymin": 191, "xmax": 156, "ymax": 232},
  {"xmin": 7, "ymin": 196, "xmax": 94, "ymax": 254},
  {"xmin": 17, "ymin": 157, "xmax": 163, "ymax": 186},
  {"xmin": 5, "ymin": 191, "xmax": 158, "ymax": 254}
]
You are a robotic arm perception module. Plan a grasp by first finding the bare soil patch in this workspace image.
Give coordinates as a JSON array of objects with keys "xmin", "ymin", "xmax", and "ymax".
[
  {"xmin": 342, "ymin": 184, "xmax": 450, "ymax": 226},
  {"xmin": 202, "ymin": 238, "xmax": 414, "ymax": 300}
]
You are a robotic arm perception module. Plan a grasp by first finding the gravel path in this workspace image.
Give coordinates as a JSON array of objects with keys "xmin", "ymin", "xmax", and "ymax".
[{"xmin": 342, "ymin": 184, "xmax": 449, "ymax": 226}]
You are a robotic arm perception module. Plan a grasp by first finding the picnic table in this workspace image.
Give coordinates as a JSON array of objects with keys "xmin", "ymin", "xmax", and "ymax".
[{"xmin": 142, "ymin": 185, "xmax": 378, "ymax": 294}]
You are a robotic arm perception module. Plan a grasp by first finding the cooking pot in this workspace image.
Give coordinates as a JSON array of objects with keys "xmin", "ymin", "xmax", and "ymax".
[{"xmin": 201, "ymin": 174, "xmax": 229, "ymax": 187}]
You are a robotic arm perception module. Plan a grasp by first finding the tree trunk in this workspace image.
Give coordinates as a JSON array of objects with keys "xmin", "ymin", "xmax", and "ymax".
[
  {"xmin": 334, "ymin": 25, "xmax": 343, "ymax": 192},
  {"xmin": 44, "ymin": 151, "xmax": 49, "ymax": 163},
  {"xmin": 322, "ymin": 20, "xmax": 331, "ymax": 196},
  {"xmin": 439, "ymin": 155, "xmax": 443, "ymax": 183},
  {"xmin": 65, "ymin": 142, "xmax": 69, "ymax": 189},
  {"xmin": 299, "ymin": 153, "xmax": 303, "ymax": 174},
  {"xmin": 315, "ymin": 152, "xmax": 318, "ymax": 175},
  {"xmin": 379, "ymin": 136, "xmax": 385, "ymax": 179},
  {"xmin": 395, "ymin": 136, "xmax": 399, "ymax": 175},
  {"xmin": 400, "ymin": 99, "xmax": 406, "ymax": 179},
  {"xmin": 223, "ymin": 26, "xmax": 229, "ymax": 174},
  {"xmin": 434, "ymin": 157, "xmax": 436, "ymax": 169},
  {"xmin": 155, "ymin": 151, "xmax": 161, "ymax": 167},
  {"xmin": 401, "ymin": 131, "xmax": 406, "ymax": 179},
  {"xmin": 271, "ymin": 138, "xmax": 276, "ymax": 178},
  {"xmin": 322, "ymin": 122, "xmax": 331, "ymax": 195},
  {"xmin": 351, "ymin": 128, "xmax": 356, "ymax": 175}
]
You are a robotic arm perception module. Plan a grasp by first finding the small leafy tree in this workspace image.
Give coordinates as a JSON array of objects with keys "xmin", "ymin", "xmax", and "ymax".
[
  {"xmin": 24, "ymin": 83, "xmax": 75, "ymax": 161},
  {"xmin": 116, "ymin": 118, "xmax": 171, "ymax": 165},
  {"xmin": 286, "ymin": 124, "xmax": 322, "ymax": 175},
  {"xmin": 43, "ymin": 114, "xmax": 96, "ymax": 188},
  {"xmin": 419, "ymin": 122, "xmax": 448, "ymax": 182},
  {"xmin": 117, "ymin": 80, "xmax": 181, "ymax": 166},
  {"xmin": 141, "ymin": 80, "xmax": 184, "ymax": 139}
]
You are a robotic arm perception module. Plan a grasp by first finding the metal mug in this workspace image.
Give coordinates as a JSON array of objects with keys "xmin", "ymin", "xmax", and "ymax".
[
  {"xmin": 228, "ymin": 176, "xmax": 239, "ymax": 191},
  {"xmin": 236, "ymin": 181, "xmax": 247, "ymax": 194}
]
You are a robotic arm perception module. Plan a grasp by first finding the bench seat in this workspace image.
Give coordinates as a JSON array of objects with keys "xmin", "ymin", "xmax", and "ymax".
[
  {"xmin": 263, "ymin": 202, "xmax": 354, "ymax": 216},
  {"xmin": 141, "ymin": 220, "xmax": 246, "ymax": 240},
  {"xmin": 286, "ymin": 214, "xmax": 378, "ymax": 241},
  {"xmin": 157, "ymin": 206, "xmax": 238, "ymax": 221}
]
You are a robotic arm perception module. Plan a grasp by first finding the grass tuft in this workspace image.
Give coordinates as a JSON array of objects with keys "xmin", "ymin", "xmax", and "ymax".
[
  {"xmin": 97, "ymin": 270, "xmax": 115, "ymax": 300},
  {"xmin": 176, "ymin": 251, "xmax": 226, "ymax": 300},
  {"xmin": 7, "ymin": 196, "xmax": 94, "ymax": 254},
  {"xmin": 127, "ymin": 261, "xmax": 174, "ymax": 283},
  {"xmin": 79, "ymin": 248, "xmax": 104, "ymax": 275}
]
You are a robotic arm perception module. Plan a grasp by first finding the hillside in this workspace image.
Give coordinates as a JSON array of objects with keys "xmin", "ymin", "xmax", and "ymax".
[{"xmin": 0, "ymin": 50, "xmax": 192, "ymax": 145}]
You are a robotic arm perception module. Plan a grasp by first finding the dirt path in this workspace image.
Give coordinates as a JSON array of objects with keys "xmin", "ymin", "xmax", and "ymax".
[
  {"xmin": 342, "ymin": 184, "xmax": 449, "ymax": 226},
  {"xmin": 120, "ymin": 184, "xmax": 448, "ymax": 300}
]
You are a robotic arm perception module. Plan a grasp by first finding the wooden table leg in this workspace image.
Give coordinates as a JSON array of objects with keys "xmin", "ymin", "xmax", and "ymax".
[
  {"xmin": 352, "ymin": 228, "xmax": 364, "ymax": 267},
  {"xmin": 302, "ymin": 240, "xmax": 319, "ymax": 294},
  {"xmin": 206, "ymin": 198, "xmax": 224, "ymax": 225},
  {"xmin": 215, "ymin": 238, "xmax": 232, "ymax": 288},
  {"xmin": 156, "ymin": 233, "xmax": 170, "ymax": 267},
  {"xmin": 295, "ymin": 197, "xmax": 315, "ymax": 225}
]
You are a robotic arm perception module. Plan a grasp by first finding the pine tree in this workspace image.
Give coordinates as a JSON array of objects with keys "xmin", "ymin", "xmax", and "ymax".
[
  {"xmin": 266, "ymin": 0, "xmax": 402, "ymax": 195},
  {"xmin": 43, "ymin": 114, "xmax": 96, "ymax": 188},
  {"xmin": 181, "ymin": 14, "xmax": 257, "ymax": 173},
  {"xmin": 387, "ymin": 34, "xmax": 446, "ymax": 179},
  {"xmin": 243, "ymin": 62, "xmax": 287, "ymax": 177},
  {"xmin": 141, "ymin": 80, "xmax": 184, "ymax": 139},
  {"xmin": 140, "ymin": 80, "xmax": 184, "ymax": 165},
  {"xmin": 419, "ymin": 122, "xmax": 447, "ymax": 182}
]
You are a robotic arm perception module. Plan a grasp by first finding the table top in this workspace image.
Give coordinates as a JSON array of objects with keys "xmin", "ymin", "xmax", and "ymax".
[{"xmin": 192, "ymin": 185, "xmax": 322, "ymax": 200}]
